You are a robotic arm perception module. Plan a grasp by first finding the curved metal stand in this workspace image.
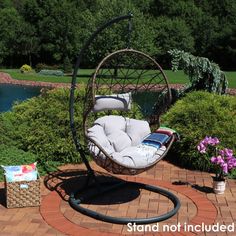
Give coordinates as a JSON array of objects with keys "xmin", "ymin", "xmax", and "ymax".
[
  {"xmin": 69, "ymin": 13, "xmax": 133, "ymax": 179},
  {"xmin": 69, "ymin": 179, "xmax": 180, "ymax": 224}
]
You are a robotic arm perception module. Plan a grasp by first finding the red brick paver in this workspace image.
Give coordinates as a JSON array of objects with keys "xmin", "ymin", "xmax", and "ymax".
[{"xmin": 0, "ymin": 161, "xmax": 236, "ymax": 236}]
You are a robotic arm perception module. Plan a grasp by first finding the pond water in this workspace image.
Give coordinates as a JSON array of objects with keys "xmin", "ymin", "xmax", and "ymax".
[{"xmin": 0, "ymin": 84, "xmax": 41, "ymax": 112}]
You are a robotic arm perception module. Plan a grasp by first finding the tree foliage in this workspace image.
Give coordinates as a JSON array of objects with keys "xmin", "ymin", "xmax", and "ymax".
[
  {"xmin": 20, "ymin": 0, "xmax": 80, "ymax": 68},
  {"xmin": 153, "ymin": 17, "xmax": 195, "ymax": 66},
  {"xmin": 0, "ymin": 0, "xmax": 235, "ymax": 69},
  {"xmin": 75, "ymin": 0, "xmax": 158, "ymax": 67}
]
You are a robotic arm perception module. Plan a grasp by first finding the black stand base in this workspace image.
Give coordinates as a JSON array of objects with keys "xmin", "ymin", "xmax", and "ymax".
[{"xmin": 69, "ymin": 176, "xmax": 180, "ymax": 224}]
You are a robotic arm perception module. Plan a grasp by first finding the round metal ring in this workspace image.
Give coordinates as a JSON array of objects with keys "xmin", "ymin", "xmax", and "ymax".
[{"xmin": 69, "ymin": 181, "xmax": 180, "ymax": 224}]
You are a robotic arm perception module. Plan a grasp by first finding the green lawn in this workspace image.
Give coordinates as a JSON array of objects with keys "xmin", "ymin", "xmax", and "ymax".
[
  {"xmin": 225, "ymin": 71, "xmax": 236, "ymax": 88},
  {"xmin": 1, "ymin": 69, "xmax": 235, "ymax": 88}
]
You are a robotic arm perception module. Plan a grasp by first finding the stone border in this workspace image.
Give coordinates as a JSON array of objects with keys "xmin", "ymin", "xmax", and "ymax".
[
  {"xmin": 1, "ymin": 71, "xmax": 235, "ymax": 95},
  {"xmin": 0, "ymin": 72, "xmax": 70, "ymax": 88},
  {"xmin": 40, "ymin": 175, "xmax": 217, "ymax": 236}
]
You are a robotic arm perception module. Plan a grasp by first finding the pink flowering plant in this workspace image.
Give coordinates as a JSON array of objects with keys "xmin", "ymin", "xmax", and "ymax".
[{"xmin": 197, "ymin": 136, "xmax": 236, "ymax": 181}]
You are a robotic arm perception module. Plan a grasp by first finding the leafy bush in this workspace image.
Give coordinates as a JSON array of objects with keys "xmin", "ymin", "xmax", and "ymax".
[
  {"xmin": 38, "ymin": 69, "xmax": 64, "ymax": 76},
  {"xmin": 161, "ymin": 91, "xmax": 236, "ymax": 173},
  {"xmin": 0, "ymin": 112, "xmax": 18, "ymax": 147},
  {"xmin": 35, "ymin": 63, "xmax": 62, "ymax": 73},
  {"xmin": 20, "ymin": 64, "xmax": 32, "ymax": 73},
  {"xmin": 0, "ymin": 88, "xmax": 82, "ymax": 164}
]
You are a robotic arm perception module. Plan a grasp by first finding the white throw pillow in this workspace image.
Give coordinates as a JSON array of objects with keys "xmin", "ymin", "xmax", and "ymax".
[{"xmin": 93, "ymin": 92, "xmax": 132, "ymax": 112}]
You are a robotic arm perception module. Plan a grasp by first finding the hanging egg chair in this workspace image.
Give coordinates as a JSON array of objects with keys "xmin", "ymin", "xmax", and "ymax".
[{"xmin": 69, "ymin": 13, "xmax": 180, "ymax": 224}]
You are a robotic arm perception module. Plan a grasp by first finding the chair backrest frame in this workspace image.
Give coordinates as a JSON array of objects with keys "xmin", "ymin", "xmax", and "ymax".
[{"xmin": 83, "ymin": 48, "xmax": 172, "ymax": 137}]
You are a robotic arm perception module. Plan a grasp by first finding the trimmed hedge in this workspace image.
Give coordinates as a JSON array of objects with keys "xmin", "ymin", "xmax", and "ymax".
[
  {"xmin": 0, "ymin": 88, "xmax": 82, "ymax": 166},
  {"xmin": 161, "ymin": 91, "xmax": 236, "ymax": 172},
  {"xmin": 20, "ymin": 64, "xmax": 32, "ymax": 73},
  {"xmin": 38, "ymin": 69, "xmax": 64, "ymax": 76},
  {"xmin": 35, "ymin": 63, "xmax": 62, "ymax": 73}
]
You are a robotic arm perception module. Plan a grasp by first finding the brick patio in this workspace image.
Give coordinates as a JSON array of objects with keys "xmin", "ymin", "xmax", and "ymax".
[{"xmin": 0, "ymin": 160, "xmax": 236, "ymax": 236}]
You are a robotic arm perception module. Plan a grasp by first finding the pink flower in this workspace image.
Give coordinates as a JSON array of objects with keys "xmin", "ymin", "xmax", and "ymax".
[
  {"xmin": 225, "ymin": 148, "xmax": 233, "ymax": 157},
  {"xmin": 221, "ymin": 163, "xmax": 228, "ymax": 174},
  {"xmin": 219, "ymin": 148, "xmax": 233, "ymax": 157},
  {"xmin": 197, "ymin": 142, "xmax": 206, "ymax": 153},
  {"xmin": 203, "ymin": 136, "xmax": 220, "ymax": 146},
  {"xmin": 227, "ymin": 156, "xmax": 236, "ymax": 170},
  {"xmin": 211, "ymin": 137, "xmax": 220, "ymax": 145},
  {"xmin": 219, "ymin": 149, "xmax": 225, "ymax": 156},
  {"xmin": 197, "ymin": 136, "xmax": 220, "ymax": 154},
  {"xmin": 198, "ymin": 136, "xmax": 236, "ymax": 178},
  {"xmin": 211, "ymin": 156, "xmax": 224, "ymax": 165}
]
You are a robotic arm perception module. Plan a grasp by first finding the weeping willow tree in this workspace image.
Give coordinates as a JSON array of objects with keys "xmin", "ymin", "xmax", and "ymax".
[{"xmin": 168, "ymin": 49, "xmax": 228, "ymax": 100}]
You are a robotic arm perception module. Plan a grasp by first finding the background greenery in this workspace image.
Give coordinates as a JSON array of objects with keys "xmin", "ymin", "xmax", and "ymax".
[
  {"xmin": 0, "ymin": 0, "xmax": 235, "ymax": 70},
  {"xmin": 0, "ymin": 0, "xmax": 236, "ymax": 180}
]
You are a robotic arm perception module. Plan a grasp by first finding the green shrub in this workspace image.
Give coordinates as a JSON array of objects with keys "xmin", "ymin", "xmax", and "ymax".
[
  {"xmin": 63, "ymin": 56, "xmax": 72, "ymax": 74},
  {"xmin": 0, "ymin": 88, "xmax": 83, "ymax": 165},
  {"xmin": 20, "ymin": 64, "xmax": 32, "ymax": 73},
  {"xmin": 35, "ymin": 63, "xmax": 62, "ymax": 73},
  {"xmin": 0, "ymin": 112, "xmax": 18, "ymax": 147},
  {"xmin": 161, "ymin": 91, "xmax": 236, "ymax": 173},
  {"xmin": 38, "ymin": 69, "xmax": 64, "ymax": 76},
  {"xmin": 35, "ymin": 63, "xmax": 46, "ymax": 72}
]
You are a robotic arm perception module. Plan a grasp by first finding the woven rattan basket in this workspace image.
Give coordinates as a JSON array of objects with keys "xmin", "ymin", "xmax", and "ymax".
[{"xmin": 5, "ymin": 175, "xmax": 41, "ymax": 208}]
